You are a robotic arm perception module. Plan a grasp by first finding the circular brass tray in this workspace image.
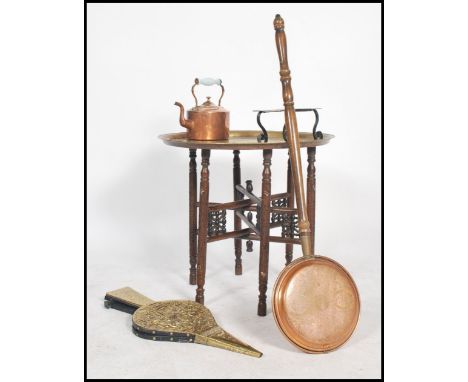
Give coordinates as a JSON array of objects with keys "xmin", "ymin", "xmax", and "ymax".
[
  {"xmin": 159, "ymin": 130, "xmax": 334, "ymax": 150},
  {"xmin": 272, "ymin": 256, "xmax": 360, "ymax": 353}
]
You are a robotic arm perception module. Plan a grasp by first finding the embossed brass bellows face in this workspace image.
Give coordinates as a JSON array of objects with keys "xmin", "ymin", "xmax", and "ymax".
[
  {"xmin": 104, "ymin": 287, "xmax": 262, "ymax": 357},
  {"xmin": 174, "ymin": 78, "xmax": 230, "ymax": 140}
]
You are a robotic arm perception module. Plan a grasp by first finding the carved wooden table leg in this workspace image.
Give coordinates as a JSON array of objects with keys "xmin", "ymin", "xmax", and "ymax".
[
  {"xmin": 258, "ymin": 149, "xmax": 272, "ymax": 316},
  {"xmin": 233, "ymin": 150, "xmax": 243, "ymax": 275},
  {"xmin": 285, "ymin": 155, "xmax": 295, "ymax": 265},
  {"xmin": 189, "ymin": 149, "xmax": 198, "ymax": 285},
  {"xmin": 307, "ymin": 147, "xmax": 316, "ymax": 254},
  {"xmin": 196, "ymin": 149, "xmax": 210, "ymax": 305}
]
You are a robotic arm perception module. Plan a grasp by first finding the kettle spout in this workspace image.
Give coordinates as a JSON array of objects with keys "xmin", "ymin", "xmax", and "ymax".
[{"xmin": 174, "ymin": 102, "xmax": 194, "ymax": 130}]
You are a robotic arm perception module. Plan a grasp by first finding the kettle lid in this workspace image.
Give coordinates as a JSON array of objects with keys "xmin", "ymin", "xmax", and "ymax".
[{"xmin": 191, "ymin": 96, "xmax": 227, "ymax": 112}]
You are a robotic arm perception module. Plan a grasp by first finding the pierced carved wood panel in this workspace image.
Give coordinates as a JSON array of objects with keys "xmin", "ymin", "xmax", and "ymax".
[{"xmin": 208, "ymin": 210, "xmax": 227, "ymax": 237}]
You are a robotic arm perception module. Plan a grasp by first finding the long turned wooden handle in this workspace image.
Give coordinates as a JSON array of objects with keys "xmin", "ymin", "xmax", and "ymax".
[{"xmin": 274, "ymin": 14, "xmax": 313, "ymax": 257}]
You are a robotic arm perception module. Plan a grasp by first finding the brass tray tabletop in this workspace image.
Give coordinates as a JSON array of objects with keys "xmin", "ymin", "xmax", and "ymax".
[{"xmin": 159, "ymin": 130, "xmax": 334, "ymax": 150}]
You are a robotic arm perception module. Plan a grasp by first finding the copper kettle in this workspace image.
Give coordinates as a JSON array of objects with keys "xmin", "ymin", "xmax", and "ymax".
[{"xmin": 174, "ymin": 78, "xmax": 230, "ymax": 140}]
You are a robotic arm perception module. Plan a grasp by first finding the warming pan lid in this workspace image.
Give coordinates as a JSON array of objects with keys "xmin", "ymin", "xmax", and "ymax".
[{"xmin": 272, "ymin": 255, "xmax": 360, "ymax": 353}]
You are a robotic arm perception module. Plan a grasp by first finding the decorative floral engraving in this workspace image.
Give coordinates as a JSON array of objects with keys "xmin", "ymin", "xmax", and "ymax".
[{"xmin": 133, "ymin": 300, "xmax": 216, "ymax": 333}]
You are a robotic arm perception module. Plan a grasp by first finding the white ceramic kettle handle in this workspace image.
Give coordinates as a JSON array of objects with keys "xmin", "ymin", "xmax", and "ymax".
[{"xmin": 198, "ymin": 78, "xmax": 222, "ymax": 86}]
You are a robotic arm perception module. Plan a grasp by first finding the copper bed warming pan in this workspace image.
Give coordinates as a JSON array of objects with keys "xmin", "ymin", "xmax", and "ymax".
[{"xmin": 271, "ymin": 15, "xmax": 360, "ymax": 353}]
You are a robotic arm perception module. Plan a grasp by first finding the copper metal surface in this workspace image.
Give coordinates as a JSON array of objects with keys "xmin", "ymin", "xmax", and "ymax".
[
  {"xmin": 159, "ymin": 130, "xmax": 334, "ymax": 150},
  {"xmin": 174, "ymin": 99, "xmax": 230, "ymax": 140},
  {"xmin": 272, "ymin": 256, "xmax": 360, "ymax": 352},
  {"xmin": 175, "ymin": 78, "xmax": 229, "ymax": 140},
  {"xmin": 271, "ymin": 14, "xmax": 360, "ymax": 353}
]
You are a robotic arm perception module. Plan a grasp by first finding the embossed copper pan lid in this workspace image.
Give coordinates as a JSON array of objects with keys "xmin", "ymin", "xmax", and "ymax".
[{"xmin": 272, "ymin": 256, "xmax": 360, "ymax": 353}]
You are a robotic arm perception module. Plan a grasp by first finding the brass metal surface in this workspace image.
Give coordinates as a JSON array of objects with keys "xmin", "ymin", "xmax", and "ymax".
[
  {"xmin": 133, "ymin": 300, "xmax": 262, "ymax": 358},
  {"xmin": 105, "ymin": 287, "xmax": 262, "ymax": 357},
  {"xmin": 192, "ymin": 78, "xmax": 225, "ymax": 107},
  {"xmin": 272, "ymin": 256, "xmax": 360, "ymax": 353},
  {"xmin": 133, "ymin": 300, "xmax": 216, "ymax": 334},
  {"xmin": 159, "ymin": 130, "xmax": 334, "ymax": 150},
  {"xmin": 105, "ymin": 287, "xmax": 156, "ymax": 308}
]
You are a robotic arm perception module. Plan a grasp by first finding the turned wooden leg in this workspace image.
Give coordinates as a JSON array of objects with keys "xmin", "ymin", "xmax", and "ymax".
[
  {"xmin": 196, "ymin": 149, "xmax": 210, "ymax": 304},
  {"xmin": 307, "ymin": 147, "xmax": 316, "ymax": 254},
  {"xmin": 258, "ymin": 149, "xmax": 272, "ymax": 316},
  {"xmin": 246, "ymin": 180, "xmax": 254, "ymax": 253},
  {"xmin": 285, "ymin": 155, "xmax": 295, "ymax": 265},
  {"xmin": 189, "ymin": 149, "xmax": 198, "ymax": 285},
  {"xmin": 233, "ymin": 150, "xmax": 243, "ymax": 275}
]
